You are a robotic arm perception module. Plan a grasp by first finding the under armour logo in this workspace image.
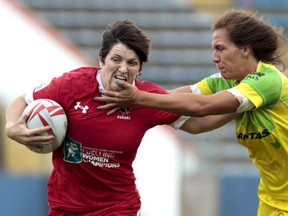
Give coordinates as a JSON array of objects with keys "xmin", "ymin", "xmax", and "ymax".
[{"xmin": 74, "ymin": 101, "xmax": 89, "ymax": 113}]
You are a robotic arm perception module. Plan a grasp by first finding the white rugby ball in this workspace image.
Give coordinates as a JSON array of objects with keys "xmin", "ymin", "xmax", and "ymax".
[{"xmin": 24, "ymin": 99, "xmax": 67, "ymax": 154}]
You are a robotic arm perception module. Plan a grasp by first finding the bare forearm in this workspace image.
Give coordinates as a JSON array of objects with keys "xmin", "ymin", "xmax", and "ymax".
[
  {"xmin": 6, "ymin": 95, "xmax": 26, "ymax": 127},
  {"xmin": 180, "ymin": 113, "xmax": 237, "ymax": 134},
  {"xmin": 135, "ymin": 90, "xmax": 239, "ymax": 116},
  {"xmin": 168, "ymin": 85, "xmax": 192, "ymax": 94},
  {"xmin": 135, "ymin": 91, "xmax": 201, "ymax": 115},
  {"xmin": 95, "ymin": 81, "xmax": 239, "ymax": 116}
]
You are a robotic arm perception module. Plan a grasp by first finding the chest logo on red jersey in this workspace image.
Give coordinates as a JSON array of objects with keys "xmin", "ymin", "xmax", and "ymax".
[
  {"xmin": 117, "ymin": 107, "xmax": 132, "ymax": 120},
  {"xmin": 74, "ymin": 101, "xmax": 89, "ymax": 113}
]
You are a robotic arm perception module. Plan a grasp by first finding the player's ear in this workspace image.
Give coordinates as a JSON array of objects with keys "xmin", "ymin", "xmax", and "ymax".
[{"xmin": 241, "ymin": 45, "xmax": 251, "ymax": 58}]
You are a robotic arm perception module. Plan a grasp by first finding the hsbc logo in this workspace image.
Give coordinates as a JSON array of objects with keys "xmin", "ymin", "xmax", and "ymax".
[{"xmin": 74, "ymin": 101, "xmax": 89, "ymax": 113}]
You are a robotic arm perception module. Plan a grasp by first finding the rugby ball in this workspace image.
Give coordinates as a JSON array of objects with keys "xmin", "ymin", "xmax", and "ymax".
[{"xmin": 24, "ymin": 99, "xmax": 67, "ymax": 154}]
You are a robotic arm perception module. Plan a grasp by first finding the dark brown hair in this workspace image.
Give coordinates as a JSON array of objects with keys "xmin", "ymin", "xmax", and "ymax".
[
  {"xmin": 213, "ymin": 9, "xmax": 287, "ymax": 69},
  {"xmin": 99, "ymin": 20, "xmax": 151, "ymax": 71}
]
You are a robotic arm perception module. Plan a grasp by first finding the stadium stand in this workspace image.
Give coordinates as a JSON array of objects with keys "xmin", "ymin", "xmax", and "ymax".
[{"xmin": 16, "ymin": 0, "xmax": 216, "ymax": 87}]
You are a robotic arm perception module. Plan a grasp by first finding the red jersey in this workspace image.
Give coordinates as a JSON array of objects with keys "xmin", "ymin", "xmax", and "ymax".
[{"xmin": 25, "ymin": 67, "xmax": 180, "ymax": 215}]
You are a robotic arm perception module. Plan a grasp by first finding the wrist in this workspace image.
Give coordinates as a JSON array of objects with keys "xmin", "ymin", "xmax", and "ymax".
[{"xmin": 133, "ymin": 90, "xmax": 142, "ymax": 105}]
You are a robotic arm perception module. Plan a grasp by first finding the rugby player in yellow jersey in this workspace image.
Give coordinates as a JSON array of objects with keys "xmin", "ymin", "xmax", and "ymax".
[{"xmin": 95, "ymin": 9, "xmax": 288, "ymax": 216}]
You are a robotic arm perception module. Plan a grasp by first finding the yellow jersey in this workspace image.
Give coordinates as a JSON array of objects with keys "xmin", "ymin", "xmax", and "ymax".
[{"xmin": 195, "ymin": 61, "xmax": 288, "ymax": 210}]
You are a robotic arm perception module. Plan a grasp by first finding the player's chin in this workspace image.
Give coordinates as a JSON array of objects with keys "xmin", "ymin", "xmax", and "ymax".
[{"xmin": 220, "ymin": 72, "xmax": 229, "ymax": 79}]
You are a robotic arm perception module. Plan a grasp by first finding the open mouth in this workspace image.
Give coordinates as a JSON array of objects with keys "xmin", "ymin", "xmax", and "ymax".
[{"xmin": 115, "ymin": 75, "xmax": 127, "ymax": 82}]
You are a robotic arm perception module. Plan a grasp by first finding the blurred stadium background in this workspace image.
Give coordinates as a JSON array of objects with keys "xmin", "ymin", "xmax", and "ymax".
[{"xmin": 1, "ymin": 0, "xmax": 288, "ymax": 215}]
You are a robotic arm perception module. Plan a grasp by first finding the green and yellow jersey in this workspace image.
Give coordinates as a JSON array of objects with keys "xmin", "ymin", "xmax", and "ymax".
[{"xmin": 194, "ymin": 61, "xmax": 288, "ymax": 210}]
